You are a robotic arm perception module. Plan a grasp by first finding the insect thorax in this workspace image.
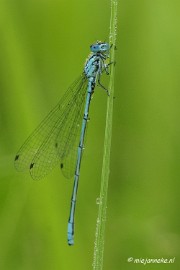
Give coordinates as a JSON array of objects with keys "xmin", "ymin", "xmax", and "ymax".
[{"xmin": 84, "ymin": 54, "xmax": 100, "ymax": 78}]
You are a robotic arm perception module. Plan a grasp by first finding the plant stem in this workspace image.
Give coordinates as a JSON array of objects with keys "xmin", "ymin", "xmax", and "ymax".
[{"xmin": 93, "ymin": 1, "xmax": 118, "ymax": 269}]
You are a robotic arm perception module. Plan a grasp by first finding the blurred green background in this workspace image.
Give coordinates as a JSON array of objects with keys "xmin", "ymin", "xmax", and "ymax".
[{"xmin": 0, "ymin": 0, "xmax": 180, "ymax": 269}]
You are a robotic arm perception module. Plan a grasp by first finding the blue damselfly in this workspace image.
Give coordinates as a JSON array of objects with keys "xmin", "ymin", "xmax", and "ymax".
[{"xmin": 15, "ymin": 41, "xmax": 111, "ymax": 245}]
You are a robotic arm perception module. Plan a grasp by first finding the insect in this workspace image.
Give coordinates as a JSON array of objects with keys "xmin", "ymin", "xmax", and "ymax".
[{"xmin": 15, "ymin": 41, "xmax": 112, "ymax": 245}]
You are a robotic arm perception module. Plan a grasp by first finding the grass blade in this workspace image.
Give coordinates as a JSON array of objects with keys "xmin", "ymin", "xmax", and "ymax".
[{"xmin": 93, "ymin": 1, "xmax": 118, "ymax": 269}]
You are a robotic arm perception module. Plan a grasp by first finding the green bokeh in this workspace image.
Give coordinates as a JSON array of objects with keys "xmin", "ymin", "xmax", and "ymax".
[{"xmin": 0, "ymin": 0, "xmax": 179, "ymax": 269}]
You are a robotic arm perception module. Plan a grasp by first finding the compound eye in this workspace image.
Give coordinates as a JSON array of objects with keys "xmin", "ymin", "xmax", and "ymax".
[{"xmin": 90, "ymin": 44, "xmax": 100, "ymax": 52}]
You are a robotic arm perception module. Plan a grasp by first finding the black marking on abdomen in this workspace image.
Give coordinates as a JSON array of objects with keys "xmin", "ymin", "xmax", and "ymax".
[
  {"xmin": 83, "ymin": 116, "xmax": 88, "ymax": 121},
  {"xmin": 60, "ymin": 163, "xmax": 63, "ymax": 169}
]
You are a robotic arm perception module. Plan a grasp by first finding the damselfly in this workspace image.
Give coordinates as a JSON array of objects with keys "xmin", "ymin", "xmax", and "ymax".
[{"xmin": 15, "ymin": 41, "xmax": 111, "ymax": 245}]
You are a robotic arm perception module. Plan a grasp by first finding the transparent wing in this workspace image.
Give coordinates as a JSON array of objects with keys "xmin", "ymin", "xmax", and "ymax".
[
  {"xmin": 14, "ymin": 74, "xmax": 88, "ymax": 180},
  {"xmin": 60, "ymin": 89, "xmax": 91, "ymax": 179},
  {"xmin": 31, "ymin": 80, "xmax": 87, "ymax": 180},
  {"xmin": 60, "ymin": 136, "xmax": 79, "ymax": 179},
  {"xmin": 60, "ymin": 96, "xmax": 86, "ymax": 179}
]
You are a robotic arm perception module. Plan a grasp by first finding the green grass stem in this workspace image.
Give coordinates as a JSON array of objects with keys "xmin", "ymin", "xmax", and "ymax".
[{"xmin": 92, "ymin": 1, "xmax": 118, "ymax": 269}]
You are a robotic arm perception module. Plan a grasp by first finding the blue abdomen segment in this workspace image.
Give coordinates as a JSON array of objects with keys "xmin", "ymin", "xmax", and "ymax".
[
  {"xmin": 67, "ymin": 80, "xmax": 93, "ymax": 245},
  {"xmin": 68, "ymin": 221, "xmax": 74, "ymax": 246}
]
